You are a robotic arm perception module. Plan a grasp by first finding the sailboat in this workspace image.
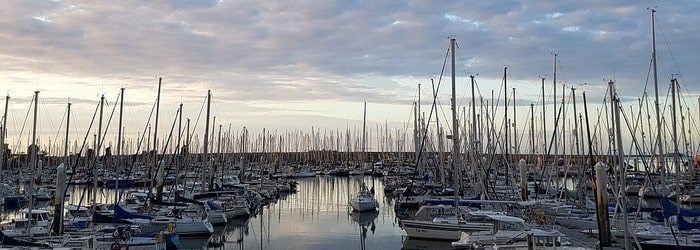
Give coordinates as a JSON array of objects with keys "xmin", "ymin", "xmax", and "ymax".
[
  {"xmin": 350, "ymin": 102, "xmax": 379, "ymax": 212},
  {"xmin": 400, "ymin": 38, "xmax": 500, "ymax": 241}
]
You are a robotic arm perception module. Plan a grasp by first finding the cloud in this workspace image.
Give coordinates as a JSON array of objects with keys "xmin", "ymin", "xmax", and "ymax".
[{"xmin": 1, "ymin": 0, "xmax": 699, "ymax": 150}]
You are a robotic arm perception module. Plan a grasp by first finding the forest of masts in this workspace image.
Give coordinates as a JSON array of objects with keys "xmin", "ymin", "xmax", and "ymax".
[{"xmin": 1, "ymin": 63, "xmax": 699, "ymax": 177}]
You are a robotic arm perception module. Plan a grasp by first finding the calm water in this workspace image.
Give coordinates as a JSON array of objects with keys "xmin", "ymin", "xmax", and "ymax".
[
  {"xmin": 1, "ymin": 176, "xmax": 411, "ymax": 250},
  {"xmin": 199, "ymin": 176, "xmax": 405, "ymax": 250}
]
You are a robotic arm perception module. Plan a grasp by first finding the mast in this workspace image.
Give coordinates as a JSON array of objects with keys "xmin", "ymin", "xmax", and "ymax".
[
  {"xmin": 503, "ymin": 67, "xmax": 509, "ymax": 185},
  {"xmin": 433, "ymin": 81, "xmax": 446, "ymax": 187},
  {"xmin": 530, "ymin": 103, "xmax": 535, "ymax": 157},
  {"xmin": 361, "ymin": 102, "xmax": 367, "ymax": 183},
  {"xmin": 93, "ymin": 94, "xmax": 104, "ymax": 208},
  {"xmin": 217, "ymin": 123, "xmax": 222, "ymax": 185},
  {"xmin": 154, "ymin": 78, "xmax": 163, "ymax": 201},
  {"xmin": 116, "ymin": 87, "xmax": 124, "ymax": 203},
  {"xmin": 470, "ymin": 75, "xmax": 478, "ymax": 192},
  {"xmin": 610, "ymin": 80, "xmax": 630, "ymax": 250},
  {"xmin": 572, "ymin": 87, "xmax": 580, "ymax": 159},
  {"xmin": 65, "ymin": 102, "xmax": 71, "ymax": 164},
  {"xmin": 204, "ymin": 90, "xmax": 211, "ymax": 191},
  {"xmin": 28, "ymin": 91, "xmax": 39, "ymax": 238},
  {"xmin": 670, "ymin": 78, "xmax": 681, "ymax": 211},
  {"xmin": 449, "ymin": 38, "xmax": 461, "ymax": 205},
  {"xmin": 512, "ymin": 88, "xmax": 517, "ymax": 155},
  {"xmin": 552, "ymin": 53, "xmax": 558, "ymax": 156},
  {"xmin": 413, "ymin": 102, "xmax": 419, "ymax": 164},
  {"xmin": 650, "ymin": 9, "xmax": 666, "ymax": 189},
  {"xmin": 0, "ymin": 95, "xmax": 8, "ymax": 178},
  {"xmin": 176, "ymin": 103, "xmax": 182, "ymax": 189},
  {"xmin": 541, "ymin": 77, "xmax": 547, "ymax": 168}
]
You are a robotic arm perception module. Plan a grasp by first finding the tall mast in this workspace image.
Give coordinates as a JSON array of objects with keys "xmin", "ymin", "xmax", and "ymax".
[
  {"xmin": 512, "ymin": 88, "xmax": 517, "ymax": 155},
  {"xmin": 503, "ymin": 67, "xmax": 509, "ymax": 184},
  {"xmin": 0, "ymin": 95, "xmax": 8, "ymax": 178},
  {"xmin": 204, "ymin": 90, "xmax": 211, "ymax": 191},
  {"xmin": 651, "ymin": 9, "xmax": 666, "ymax": 188},
  {"xmin": 450, "ymin": 38, "xmax": 461, "ymax": 204},
  {"xmin": 362, "ymin": 102, "xmax": 367, "ymax": 175},
  {"xmin": 530, "ymin": 103, "xmax": 535, "ymax": 157},
  {"xmin": 552, "ymin": 53, "xmax": 558, "ymax": 156},
  {"xmin": 610, "ymin": 80, "xmax": 630, "ymax": 250},
  {"xmin": 154, "ymin": 78, "xmax": 162, "ymax": 201},
  {"xmin": 670, "ymin": 78, "xmax": 681, "ymax": 212},
  {"xmin": 93, "ymin": 94, "xmax": 104, "ymax": 208},
  {"xmin": 176, "ymin": 103, "xmax": 182, "ymax": 189},
  {"xmin": 572, "ymin": 87, "xmax": 581, "ymax": 160},
  {"xmin": 470, "ymin": 75, "xmax": 477, "ymax": 191},
  {"xmin": 116, "ymin": 88, "xmax": 124, "ymax": 203},
  {"xmin": 64, "ymin": 102, "xmax": 71, "ymax": 163},
  {"xmin": 28, "ymin": 91, "xmax": 39, "ymax": 237},
  {"xmin": 217, "ymin": 123, "xmax": 222, "ymax": 185},
  {"xmin": 413, "ymin": 102, "xmax": 418, "ymax": 164},
  {"xmin": 541, "ymin": 77, "xmax": 547, "ymax": 161}
]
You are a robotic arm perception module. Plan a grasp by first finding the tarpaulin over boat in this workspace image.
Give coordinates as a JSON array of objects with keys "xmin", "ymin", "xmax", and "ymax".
[
  {"xmin": 114, "ymin": 204, "xmax": 153, "ymax": 220},
  {"xmin": 207, "ymin": 200, "xmax": 223, "ymax": 210},
  {"xmin": 92, "ymin": 212, "xmax": 132, "ymax": 224},
  {"xmin": 0, "ymin": 230, "xmax": 49, "ymax": 247},
  {"xmin": 661, "ymin": 197, "xmax": 700, "ymax": 218},
  {"xmin": 175, "ymin": 193, "xmax": 204, "ymax": 205},
  {"xmin": 678, "ymin": 213, "xmax": 700, "ymax": 231},
  {"xmin": 149, "ymin": 197, "xmax": 188, "ymax": 207}
]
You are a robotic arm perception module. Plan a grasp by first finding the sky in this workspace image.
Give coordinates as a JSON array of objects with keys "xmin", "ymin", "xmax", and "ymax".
[{"xmin": 1, "ymin": 0, "xmax": 699, "ymax": 154}]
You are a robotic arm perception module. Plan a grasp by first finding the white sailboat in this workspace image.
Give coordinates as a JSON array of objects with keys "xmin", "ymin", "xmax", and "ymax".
[{"xmin": 350, "ymin": 102, "xmax": 379, "ymax": 212}]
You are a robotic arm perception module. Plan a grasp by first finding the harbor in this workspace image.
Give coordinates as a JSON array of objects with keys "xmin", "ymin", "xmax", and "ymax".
[{"xmin": 2, "ymin": 4, "xmax": 700, "ymax": 250}]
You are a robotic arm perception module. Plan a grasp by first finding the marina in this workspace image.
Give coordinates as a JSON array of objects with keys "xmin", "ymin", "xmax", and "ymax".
[{"xmin": 2, "ymin": 5, "xmax": 700, "ymax": 250}]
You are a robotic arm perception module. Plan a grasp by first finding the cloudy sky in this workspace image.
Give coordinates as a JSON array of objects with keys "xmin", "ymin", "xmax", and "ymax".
[{"xmin": 1, "ymin": 0, "xmax": 699, "ymax": 153}]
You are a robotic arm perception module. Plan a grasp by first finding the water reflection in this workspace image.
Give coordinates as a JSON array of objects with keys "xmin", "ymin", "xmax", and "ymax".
[
  {"xmin": 350, "ymin": 210, "xmax": 379, "ymax": 250},
  {"xmin": 206, "ymin": 176, "xmax": 404, "ymax": 250}
]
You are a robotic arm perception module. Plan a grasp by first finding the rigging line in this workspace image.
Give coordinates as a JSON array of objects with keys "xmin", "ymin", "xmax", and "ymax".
[
  {"xmin": 655, "ymin": 14, "xmax": 683, "ymax": 77},
  {"xmin": 13, "ymin": 95, "xmax": 33, "ymax": 151},
  {"xmin": 409, "ymin": 43, "xmax": 449, "ymax": 185},
  {"xmin": 65, "ymin": 100, "xmax": 100, "ymax": 210},
  {"xmin": 149, "ymin": 105, "xmax": 181, "ymax": 197},
  {"xmin": 135, "ymin": 99, "xmax": 157, "ymax": 156},
  {"xmin": 187, "ymin": 93, "xmax": 208, "ymax": 147},
  {"xmin": 51, "ymin": 104, "xmax": 68, "ymax": 152},
  {"xmin": 39, "ymin": 97, "xmax": 57, "ymax": 139},
  {"xmin": 589, "ymin": 86, "xmax": 611, "ymax": 154}
]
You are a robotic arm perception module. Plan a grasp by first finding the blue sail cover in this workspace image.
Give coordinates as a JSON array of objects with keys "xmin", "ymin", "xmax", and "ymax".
[
  {"xmin": 93, "ymin": 212, "xmax": 132, "ymax": 224},
  {"xmin": 114, "ymin": 204, "xmax": 153, "ymax": 220},
  {"xmin": 207, "ymin": 200, "xmax": 223, "ymax": 210},
  {"xmin": 661, "ymin": 197, "xmax": 700, "ymax": 218},
  {"xmin": 678, "ymin": 213, "xmax": 700, "ymax": 231}
]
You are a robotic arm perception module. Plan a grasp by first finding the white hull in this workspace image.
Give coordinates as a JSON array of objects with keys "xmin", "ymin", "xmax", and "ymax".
[
  {"xmin": 63, "ymin": 236, "xmax": 167, "ymax": 250},
  {"xmin": 401, "ymin": 219, "xmax": 492, "ymax": 241},
  {"xmin": 145, "ymin": 216, "xmax": 214, "ymax": 237},
  {"xmin": 350, "ymin": 198, "xmax": 378, "ymax": 212}
]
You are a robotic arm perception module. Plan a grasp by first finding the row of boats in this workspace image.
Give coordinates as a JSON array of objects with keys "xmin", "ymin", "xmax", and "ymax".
[
  {"xmin": 383, "ymin": 166, "xmax": 700, "ymax": 250},
  {"xmin": 0, "ymin": 162, "xmax": 304, "ymax": 249}
]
